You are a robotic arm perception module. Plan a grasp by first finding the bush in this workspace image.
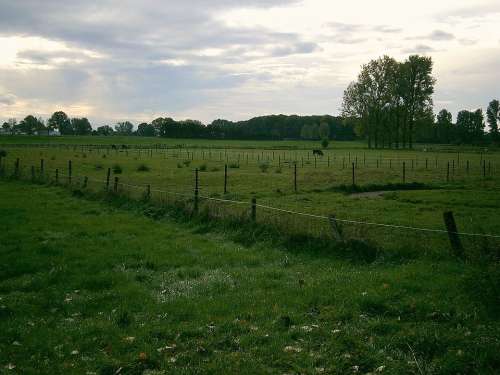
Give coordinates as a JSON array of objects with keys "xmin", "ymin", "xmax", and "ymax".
[
  {"xmin": 259, "ymin": 161, "xmax": 270, "ymax": 173},
  {"xmin": 95, "ymin": 164, "xmax": 103, "ymax": 170},
  {"xmin": 137, "ymin": 164, "xmax": 150, "ymax": 172},
  {"xmin": 177, "ymin": 162, "xmax": 183, "ymax": 169},
  {"xmin": 321, "ymin": 138, "xmax": 329, "ymax": 149},
  {"xmin": 275, "ymin": 167, "xmax": 282, "ymax": 174},
  {"xmin": 228, "ymin": 162, "xmax": 239, "ymax": 169},
  {"xmin": 210, "ymin": 166, "xmax": 220, "ymax": 172},
  {"xmin": 183, "ymin": 160, "xmax": 191, "ymax": 167},
  {"xmin": 0, "ymin": 149, "xmax": 7, "ymax": 158},
  {"xmin": 199, "ymin": 163, "xmax": 207, "ymax": 172},
  {"xmin": 112, "ymin": 164, "xmax": 123, "ymax": 174}
]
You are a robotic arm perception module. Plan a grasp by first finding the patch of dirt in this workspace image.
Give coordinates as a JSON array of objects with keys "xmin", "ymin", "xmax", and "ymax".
[{"xmin": 349, "ymin": 191, "xmax": 389, "ymax": 198}]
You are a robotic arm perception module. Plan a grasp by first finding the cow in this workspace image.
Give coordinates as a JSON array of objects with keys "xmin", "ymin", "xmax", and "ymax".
[{"xmin": 312, "ymin": 149, "xmax": 324, "ymax": 157}]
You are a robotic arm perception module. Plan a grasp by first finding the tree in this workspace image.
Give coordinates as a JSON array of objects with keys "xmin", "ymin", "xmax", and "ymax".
[
  {"xmin": 321, "ymin": 138, "xmax": 329, "ymax": 149},
  {"xmin": 318, "ymin": 121, "xmax": 330, "ymax": 140},
  {"xmin": 486, "ymin": 99, "xmax": 499, "ymax": 142},
  {"xmin": 17, "ymin": 115, "xmax": 44, "ymax": 135},
  {"xmin": 436, "ymin": 109, "xmax": 453, "ymax": 143},
  {"xmin": 71, "ymin": 118, "xmax": 92, "ymax": 135},
  {"xmin": 95, "ymin": 125, "xmax": 114, "ymax": 136},
  {"xmin": 48, "ymin": 111, "xmax": 71, "ymax": 135},
  {"xmin": 115, "ymin": 121, "xmax": 134, "ymax": 135},
  {"xmin": 456, "ymin": 109, "xmax": 484, "ymax": 144},
  {"xmin": 137, "ymin": 122, "xmax": 156, "ymax": 137},
  {"xmin": 399, "ymin": 55, "xmax": 436, "ymax": 148},
  {"xmin": 2, "ymin": 122, "xmax": 11, "ymax": 134}
]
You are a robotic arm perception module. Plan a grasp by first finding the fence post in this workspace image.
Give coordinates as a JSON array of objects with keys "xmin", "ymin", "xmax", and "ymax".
[
  {"xmin": 55, "ymin": 168, "xmax": 59, "ymax": 184},
  {"xmin": 194, "ymin": 168, "xmax": 199, "ymax": 213},
  {"xmin": 106, "ymin": 168, "xmax": 111, "ymax": 191},
  {"xmin": 328, "ymin": 215, "xmax": 343, "ymax": 241},
  {"xmin": 402, "ymin": 162, "xmax": 406, "ymax": 183},
  {"xmin": 466, "ymin": 160, "xmax": 469, "ymax": 175},
  {"xmin": 251, "ymin": 197, "xmax": 256, "ymax": 222},
  {"xmin": 68, "ymin": 160, "xmax": 72, "ymax": 184},
  {"xmin": 447, "ymin": 162, "xmax": 450, "ymax": 182},
  {"xmin": 483, "ymin": 160, "xmax": 486, "ymax": 179},
  {"xmin": 352, "ymin": 162, "xmax": 355, "ymax": 186},
  {"xmin": 425, "ymin": 158, "xmax": 428, "ymax": 170},
  {"xmin": 113, "ymin": 177, "xmax": 118, "ymax": 193},
  {"xmin": 146, "ymin": 184, "xmax": 151, "ymax": 200},
  {"xmin": 224, "ymin": 164, "xmax": 228, "ymax": 194},
  {"xmin": 40, "ymin": 159, "xmax": 44, "ymax": 175},
  {"xmin": 443, "ymin": 211, "xmax": 464, "ymax": 259},
  {"xmin": 294, "ymin": 162, "xmax": 297, "ymax": 193},
  {"xmin": 83, "ymin": 176, "xmax": 88, "ymax": 189}
]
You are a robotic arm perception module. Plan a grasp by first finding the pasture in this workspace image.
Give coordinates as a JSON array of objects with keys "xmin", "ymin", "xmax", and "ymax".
[{"xmin": 1, "ymin": 136, "xmax": 500, "ymax": 374}]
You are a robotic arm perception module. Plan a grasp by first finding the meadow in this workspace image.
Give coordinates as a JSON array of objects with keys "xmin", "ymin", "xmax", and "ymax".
[{"xmin": 1, "ymin": 136, "xmax": 499, "ymax": 374}]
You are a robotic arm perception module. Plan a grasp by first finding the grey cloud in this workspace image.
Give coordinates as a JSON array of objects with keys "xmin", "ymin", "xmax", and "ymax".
[
  {"xmin": 403, "ymin": 44, "xmax": 435, "ymax": 53},
  {"xmin": 270, "ymin": 41, "xmax": 320, "ymax": 57},
  {"xmin": 0, "ymin": 93, "xmax": 16, "ymax": 105},
  {"xmin": 407, "ymin": 30, "xmax": 455, "ymax": 41}
]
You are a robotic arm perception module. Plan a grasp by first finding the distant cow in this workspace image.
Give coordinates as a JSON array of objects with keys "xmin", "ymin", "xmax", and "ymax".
[
  {"xmin": 121, "ymin": 144, "xmax": 128, "ymax": 149},
  {"xmin": 111, "ymin": 144, "xmax": 117, "ymax": 150},
  {"xmin": 312, "ymin": 149, "xmax": 324, "ymax": 157}
]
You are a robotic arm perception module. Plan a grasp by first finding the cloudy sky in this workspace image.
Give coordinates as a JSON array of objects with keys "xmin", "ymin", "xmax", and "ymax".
[{"xmin": 0, "ymin": 0, "xmax": 499, "ymax": 126}]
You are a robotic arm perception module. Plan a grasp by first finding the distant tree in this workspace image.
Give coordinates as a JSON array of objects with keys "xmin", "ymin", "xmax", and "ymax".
[
  {"xmin": 456, "ymin": 109, "xmax": 485, "ymax": 144},
  {"xmin": 486, "ymin": 99, "xmax": 499, "ymax": 143},
  {"xmin": 48, "ymin": 111, "xmax": 71, "ymax": 135},
  {"xmin": 321, "ymin": 138, "xmax": 329, "ymax": 149},
  {"xmin": 318, "ymin": 121, "xmax": 330, "ymax": 140},
  {"xmin": 17, "ymin": 115, "xmax": 44, "ymax": 135},
  {"xmin": 137, "ymin": 122, "xmax": 156, "ymax": 137},
  {"xmin": 95, "ymin": 125, "xmax": 114, "ymax": 136},
  {"xmin": 436, "ymin": 109, "xmax": 453, "ymax": 143},
  {"xmin": 115, "ymin": 121, "xmax": 134, "ymax": 135},
  {"xmin": 71, "ymin": 118, "xmax": 92, "ymax": 135},
  {"xmin": 2, "ymin": 122, "xmax": 11, "ymax": 134}
]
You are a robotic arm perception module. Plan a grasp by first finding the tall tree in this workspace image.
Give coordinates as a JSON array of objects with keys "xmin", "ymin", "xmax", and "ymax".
[
  {"xmin": 17, "ymin": 115, "xmax": 44, "ymax": 135},
  {"xmin": 48, "ymin": 111, "xmax": 71, "ymax": 135},
  {"xmin": 137, "ymin": 122, "xmax": 156, "ymax": 137},
  {"xmin": 486, "ymin": 99, "xmax": 499, "ymax": 142},
  {"xmin": 115, "ymin": 121, "xmax": 134, "ymax": 135},
  {"xmin": 71, "ymin": 118, "xmax": 92, "ymax": 135},
  {"xmin": 399, "ymin": 55, "xmax": 436, "ymax": 149},
  {"xmin": 436, "ymin": 109, "xmax": 453, "ymax": 143}
]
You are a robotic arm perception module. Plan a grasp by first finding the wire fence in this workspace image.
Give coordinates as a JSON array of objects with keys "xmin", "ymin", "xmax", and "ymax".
[{"xmin": 1, "ymin": 160, "xmax": 499, "ymax": 259}]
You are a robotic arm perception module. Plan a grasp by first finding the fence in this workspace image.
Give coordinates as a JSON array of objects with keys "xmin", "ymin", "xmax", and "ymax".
[{"xmin": 1, "ymin": 157, "xmax": 499, "ymax": 259}]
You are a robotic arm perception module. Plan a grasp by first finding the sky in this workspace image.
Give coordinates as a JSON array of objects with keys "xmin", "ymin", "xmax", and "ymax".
[{"xmin": 0, "ymin": 0, "xmax": 499, "ymax": 126}]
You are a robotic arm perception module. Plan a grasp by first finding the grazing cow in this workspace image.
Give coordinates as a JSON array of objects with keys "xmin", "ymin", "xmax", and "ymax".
[
  {"xmin": 111, "ymin": 144, "xmax": 117, "ymax": 150},
  {"xmin": 312, "ymin": 149, "xmax": 324, "ymax": 157},
  {"xmin": 121, "ymin": 144, "xmax": 128, "ymax": 149}
]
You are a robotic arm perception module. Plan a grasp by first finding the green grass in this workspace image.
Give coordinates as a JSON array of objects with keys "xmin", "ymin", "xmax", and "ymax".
[{"xmin": 1, "ymin": 180, "xmax": 499, "ymax": 374}]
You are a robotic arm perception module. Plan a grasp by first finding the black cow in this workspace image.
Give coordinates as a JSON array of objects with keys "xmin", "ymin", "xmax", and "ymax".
[{"xmin": 312, "ymin": 149, "xmax": 324, "ymax": 157}]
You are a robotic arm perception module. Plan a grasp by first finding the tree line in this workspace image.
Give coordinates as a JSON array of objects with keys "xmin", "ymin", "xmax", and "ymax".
[{"xmin": 1, "ymin": 113, "xmax": 357, "ymax": 141}]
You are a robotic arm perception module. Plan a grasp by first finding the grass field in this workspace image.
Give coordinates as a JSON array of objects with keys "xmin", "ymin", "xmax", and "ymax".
[{"xmin": 1, "ymin": 180, "xmax": 499, "ymax": 374}]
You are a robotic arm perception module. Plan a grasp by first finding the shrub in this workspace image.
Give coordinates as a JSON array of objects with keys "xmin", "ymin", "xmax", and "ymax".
[
  {"xmin": 275, "ymin": 167, "xmax": 282, "ymax": 174},
  {"xmin": 199, "ymin": 163, "xmax": 207, "ymax": 172},
  {"xmin": 183, "ymin": 160, "xmax": 191, "ymax": 167},
  {"xmin": 137, "ymin": 164, "xmax": 150, "ymax": 172},
  {"xmin": 259, "ymin": 161, "xmax": 270, "ymax": 173},
  {"xmin": 321, "ymin": 138, "xmax": 329, "ymax": 149},
  {"xmin": 177, "ymin": 162, "xmax": 183, "ymax": 169},
  {"xmin": 112, "ymin": 164, "xmax": 123, "ymax": 174},
  {"xmin": 95, "ymin": 164, "xmax": 103, "ymax": 170},
  {"xmin": 228, "ymin": 162, "xmax": 239, "ymax": 169},
  {"xmin": 0, "ymin": 149, "xmax": 7, "ymax": 158},
  {"xmin": 210, "ymin": 166, "xmax": 220, "ymax": 172}
]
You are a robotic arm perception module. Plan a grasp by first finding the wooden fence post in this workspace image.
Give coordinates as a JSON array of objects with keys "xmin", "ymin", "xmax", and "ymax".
[
  {"xmin": 68, "ymin": 160, "xmax": 72, "ymax": 184},
  {"xmin": 194, "ymin": 168, "xmax": 199, "ymax": 213},
  {"xmin": 352, "ymin": 162, "xmax": 355, "ymax": 186},
  {"xmin": 328, "ymin": 215, "xmax": 343, "ymax": 241},
  {"xmin": 224, "ymin": 164, "xmax": 228, "ymax": 194},
  {"xmin": 83, "ymin": 176, "xmax": 88, "ymax": 189},
  {"xmin": 447, "ymin": 162, "xmax": 450, "ymax": 182},
  {"xmin": 15, "ymin": 158, "xmax": 19, "ymax": 177},
  {"xmin": 402, "ymin": 162, "xmax": 406, "ymax": 183},
  {"xmin": 443, "ymin": 211, "xmax": 464, "ymax": 259},
  {"xmin": 113, "ymin": 177, "xmax": 119, "ymax": 193},
  {"xmin": 40, "ymin": 159, "xmax": 44, "ymax": 175},
  {"xmin": 483, "ymin": 160, "xmax": 486, "ymax": 179},
  {"xmin": 251, "ymin": 197, "xmax": 256, "ymax": 222},
  {"xmin": 466, "ymin": 160, "xmax": 469, "ymax": 175},
  {"xmin": 146, "ymin": 184, "xmax": 151, "ymax": 200},
  {"xmin": 294, "ymin": 162, "xmax": 297, "ymax": 193},
  {"xmin": 106, "ymin": 168, "xmax": 111, "ymax": 191},
  {"xmin": 55, "ymin": 168, "xmax": 59, "ymax": 184}
]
